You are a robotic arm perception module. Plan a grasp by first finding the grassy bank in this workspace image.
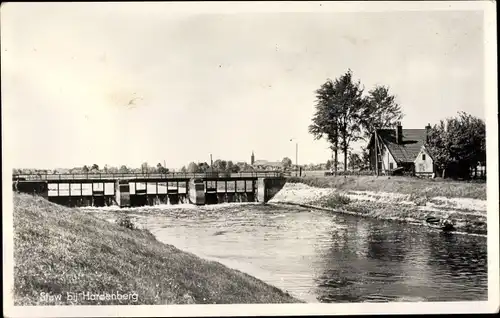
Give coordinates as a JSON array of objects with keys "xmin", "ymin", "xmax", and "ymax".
[
  {"xmin": 271, "ymin": 180, "xmax": 487, "ymax": 236},
  {"xmin": 311, "ymin": 194, "xmax": 487, "ymax": 236},
  {"xmin": 13, "ymin": 193, "xmax": 300, "ymax": 305},
  {"xmin": 287, "ymin": 175, "xmax": 486, "ymax": 200}
]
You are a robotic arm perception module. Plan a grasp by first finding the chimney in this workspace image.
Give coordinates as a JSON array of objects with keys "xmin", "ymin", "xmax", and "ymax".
[
  {"xmin": 395, "ymin": 122, "xmax": 403, "ymax": 144},
  {"xmin": 425, "ymin": 123, "xmax": 431, "ymax": 143}
]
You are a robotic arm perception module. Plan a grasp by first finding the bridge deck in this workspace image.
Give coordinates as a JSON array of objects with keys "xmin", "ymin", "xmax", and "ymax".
[{"xmin": 13, "ymin": 172, "xmax": 283, "ymax": 182}]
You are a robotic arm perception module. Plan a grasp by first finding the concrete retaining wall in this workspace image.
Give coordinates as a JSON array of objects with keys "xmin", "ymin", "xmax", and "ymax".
[{"xmin": 257, "ymin": 177, "xmax": 287, "ymax": 203}]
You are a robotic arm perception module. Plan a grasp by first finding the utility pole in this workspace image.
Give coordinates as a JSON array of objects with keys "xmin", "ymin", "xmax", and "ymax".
[
  {"xmin": 296, "ymin": 142, "xmax": 299, "ymax": 177},
  {"xmin": 210, "ymin": 154, "xmax": 213, "ymax": 168},
  {"xmin": 374, "ymin": 129, "xmax": 379, "ymax": 176},
  {"xmin": 290, "ymin": 138, "xmax": 299, "ymax": 177}
]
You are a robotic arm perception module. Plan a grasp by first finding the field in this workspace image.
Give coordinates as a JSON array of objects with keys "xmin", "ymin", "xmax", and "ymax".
[{"xmin": 13, "ymin": 193, "xmax": 300, "ymax": 305}]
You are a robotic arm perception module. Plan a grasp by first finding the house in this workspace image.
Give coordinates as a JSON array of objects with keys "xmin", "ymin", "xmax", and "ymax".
[
  {"xmin": 367, "ymin": 122, "xmax": 434, "ymax": 176},
  {"xmin": 250, "ymin": 151, "xmax": 284, "ymax": 171},
  {"xmin": 414, "ymin": 145, "xmax": 436, "ymax": 177},
  {"xmin": 252, "ymin": 160, "xmax": 283, "ymax": 171}
]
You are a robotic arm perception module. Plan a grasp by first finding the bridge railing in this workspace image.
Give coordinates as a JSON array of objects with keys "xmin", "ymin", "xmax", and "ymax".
[{"xmin": 12, "ymin": 171, "xmax": 284, "ymax": 181}]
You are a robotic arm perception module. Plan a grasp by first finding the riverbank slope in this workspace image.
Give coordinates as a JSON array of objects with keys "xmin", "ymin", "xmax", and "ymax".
[
  {"xmin": 271, "ymin": 176, "xmax": 487, "ymax": 235},
  {"xmin": 12, "ymin": 193, "xmax": 300, "ymax": 305}
]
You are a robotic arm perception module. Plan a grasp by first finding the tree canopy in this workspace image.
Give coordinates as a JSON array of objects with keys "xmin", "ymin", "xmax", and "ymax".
[
  {"xmin": 359, "ymin": 85, "xmax": 403, "ymax": 139},
  {"xmin": 156, "ymin": 162, "xmax": 169, "ymax": 174},
  {"xmin": 281, "ymin": 157, "xmax": 292, "ymax": 169},
  {"xmin": 187, "ymin": 162, "xmax": 198, "ymax": 173},
  {"xmin": 309, "ymin": 70, "xmax": 366, "ymax": 171},
  {"xmin": 309, "ymin": 70, "xmax": 403, "ymax": 172},
  {"xmin": 426, "ymin": 111, "xmax": 485, "ymax": 178}
]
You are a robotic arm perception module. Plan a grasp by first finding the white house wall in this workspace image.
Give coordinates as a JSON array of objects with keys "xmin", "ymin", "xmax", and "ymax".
[
  {"xmin": 380, "ymin": 144, "xmax": 398, "ymax": 172},
  {"xmin": 414, "ymin": 148, "xmax": 434, "ymax": 174}
]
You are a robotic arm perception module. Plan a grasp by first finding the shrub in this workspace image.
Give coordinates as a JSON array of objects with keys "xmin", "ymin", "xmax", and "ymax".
[
  {"xmin": 319, "ymin": 193, "xmax": 351, "ymax": 208},
  {"xmin": 116, "ymin": 215, "xmax": 136, "ymax": 230}
]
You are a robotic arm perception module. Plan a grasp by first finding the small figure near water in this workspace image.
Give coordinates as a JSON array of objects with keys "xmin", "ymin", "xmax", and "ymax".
[
  {"xmin": 13, "ymin": 179, "xmax": 19, "ymax": 193},
  {"xmin": 425, "ymin": 216, "xmax": 455, "ymax": 232}
]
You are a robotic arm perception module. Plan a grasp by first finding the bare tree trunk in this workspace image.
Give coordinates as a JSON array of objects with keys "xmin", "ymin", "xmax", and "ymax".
[
  {"xmin": 334, "ymin": 150, "xmax": 338, "ymax": 175},
  {"xmin": 374, "ymin": 131, "xmax": 379, "ymax": 176},
  {"xmin": 334, "ymin": 141, "xmax": 338, "ymax": 176},
  {"xmin": 344, "ymin": 147, "xmax": 348, "ymax": 172},
  {"xmin": 442, "ymin": 167, "xmax": 446, "ymax": 179}
]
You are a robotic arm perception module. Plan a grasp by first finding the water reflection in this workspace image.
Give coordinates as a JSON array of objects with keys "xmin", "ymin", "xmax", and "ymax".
[
  {"xmin": 86, "ymin": 203, "xmax": 487, "ymax": 303},
  {"xmin": 424, "ymin": 232, "xmax": 488, "ymax": 299},
  {"xmin": 314, "ymin": 217, "xmax": 487, "ymax": 303}
]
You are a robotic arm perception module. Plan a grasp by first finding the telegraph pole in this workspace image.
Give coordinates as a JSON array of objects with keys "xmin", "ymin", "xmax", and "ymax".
[
  {"xmin": 296, "ymin": 142, "xmax": 299, "ymax": 177},
  {"xmin": 374, "ymin": 129, "xmax": 379, "ymax": 176},
  {"xmin": 290, "ymin": 138, "xmax": 299, "ymax": 176}
]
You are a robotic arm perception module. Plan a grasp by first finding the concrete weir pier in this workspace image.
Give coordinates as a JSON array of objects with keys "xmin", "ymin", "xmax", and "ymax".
[
  {"xmin": 12, "ymin": 172, "xmax": 286, "ymax": 208},
  {"xmin": 115, "ymin": 180, "xmax": 131, "ymax": 208}
]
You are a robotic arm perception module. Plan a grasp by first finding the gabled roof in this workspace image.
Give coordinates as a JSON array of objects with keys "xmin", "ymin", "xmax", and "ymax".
[
  {"xmin": 415, "ymin": 145, "xmax": 435, "ymax": 162},
  {"xmin": 253, "ymin": 160, "xmax": 282, "ymax": 167},
  {"xmin": 369, "ymin": 128, "xmax": 427, "ymax": 163}
]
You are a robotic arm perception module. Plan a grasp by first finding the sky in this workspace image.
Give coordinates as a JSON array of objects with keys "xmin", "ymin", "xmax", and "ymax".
[{"xmin": 1, "ymin": 2, "xmax": 488, "ymax": 170}]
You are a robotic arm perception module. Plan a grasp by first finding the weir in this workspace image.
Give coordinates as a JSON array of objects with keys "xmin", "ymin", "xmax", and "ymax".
[{"xmin": 12, "ymin": 172, "xmax": 286, "ymax": 208}]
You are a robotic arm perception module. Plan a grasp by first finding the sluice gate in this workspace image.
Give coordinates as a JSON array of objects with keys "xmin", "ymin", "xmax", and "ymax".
[{"xmin": 12, "ymin": 172, "xmax": 287, "ymax": 208}]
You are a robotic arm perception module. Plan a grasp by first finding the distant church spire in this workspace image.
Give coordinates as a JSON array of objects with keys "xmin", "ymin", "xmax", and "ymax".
[{"xmin": 251, "ymin": 151, "xmax": 255, "ymax": 165}]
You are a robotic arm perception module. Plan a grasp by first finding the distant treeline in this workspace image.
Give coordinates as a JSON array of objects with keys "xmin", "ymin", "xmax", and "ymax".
[{"xmin": 13, "ymin": 159, "xmax": 343, "ymax": 175}]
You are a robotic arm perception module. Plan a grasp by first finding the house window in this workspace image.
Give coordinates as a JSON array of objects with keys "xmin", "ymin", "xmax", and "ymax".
[
  {"xmin": 422, "ymin": 154, "xmax": 426, "ymax": 160},
  {"xmin": 389, "ymin": 163, "xmax": 394, "ymax": 170}
]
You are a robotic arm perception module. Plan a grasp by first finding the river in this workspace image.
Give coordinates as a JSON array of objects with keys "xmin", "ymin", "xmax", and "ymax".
[{"xmin": 86, "ymin": 202, "xmax": 488, "ymax": 303}]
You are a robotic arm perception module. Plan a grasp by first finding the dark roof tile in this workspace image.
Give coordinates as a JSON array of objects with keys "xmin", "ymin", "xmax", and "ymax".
[{"xmin": 377, "ymin": 128, "xmax": 426, "ymax": 163}]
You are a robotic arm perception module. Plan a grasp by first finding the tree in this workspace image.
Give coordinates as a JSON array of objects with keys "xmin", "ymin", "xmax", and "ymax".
[
  {"xmin": 448, "ymin": 112, "xmax": 486, "ymax": 170},
  {"xmin": 212, "ymin": 159, "xmax": 228, "ymax": 172},
  {"xmin": 231, "ymin": 163, "xmax": 241, "ymax": 173},
  {"xmin": 236, "ymin": 162, "xmax": 252, "ymax": 172},
  {"xmin": 82, "ymin": 165, "xmax": 89, "ymax": 173},
  {"xmin": 325, "ymin": 160, "xmax": 333, "ymax": 171},
  {"xmin": 180, "ymin": 166, "xmax": 187, "ymax": 173},
  {"xmin": 103, "ymin": 164, "xmax": 109, "ymax": 173},
  {"xmin": 426, "ymin": 120, "xmax": 453, "ymax": 178},
  {"xmin": 156, "ymin": 162, "xmax": 169, "ymax": 174},
  {"xmin": 107, "ymin": 166, "xmax": 118, "ymax": 173},
  {"xmin": 309, "ymin": 79, "xmax": 340, "ymax": 174},
  {"xmin": 197, "ymin": 162, "xmax": 210, "ymax": 172},
  {"xmin": 91, "ymin": 164, "xmax": 99, "ymax": 172},
  {"xmin": 348, "ymin": 152, "xmax": 363, "ymax": 170},
  {"xmin": 118, "ymin": 165, "xmax": 129, "ymax": 174},
  {"xmin": 361, "ymin": 148, "xmax": 370, "ymax": 169},
  {"xmin": 141, "ymin": 162, "xmax": 148, "ymax": 174},
  {"xmin": 187, "ymin": 162, "xmax": 198, "ymax": 173},
  {"xmin": 281, "ymin": 157, "xmax": 292, "ymax": 169},
  {"xmin": 212, "ymin": 159, "xmax": 221, "ymax": 170},
  {"xmin": 426, "ymin": 112, "xmax": 485, "ymax": 179},
  {"xmin": 359, "ymin": 85, "xmax": 403, "ymax": 140},
  {"xmin": 227, "ymin": 161, "xmax": 237, "ymax": 173},
  {"xmin": 309, "ymin": 70, "xmax": 365, "ymax": 173}
]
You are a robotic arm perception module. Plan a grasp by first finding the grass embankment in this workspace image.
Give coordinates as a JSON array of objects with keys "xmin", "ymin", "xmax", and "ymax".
[
  {"xmin": 287, "ymin": 175, "xmax": 486, "ymax": 200},
  {"xmin": 13, "ymin": 193, "xmax": 300, "ymax": 305},
  {"xmin": 281, "ymin": 176, "xmax": 487, "ymax": 235}
]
